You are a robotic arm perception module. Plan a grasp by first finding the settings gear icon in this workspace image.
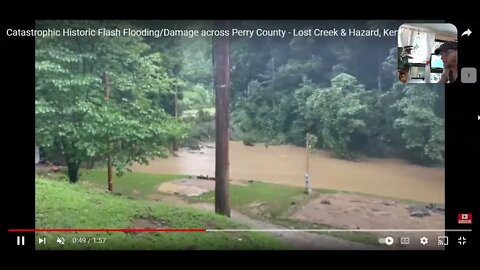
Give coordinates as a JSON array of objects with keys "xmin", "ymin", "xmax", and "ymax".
[{"xmin": 420, "ymin": 236, "xmax": 429, "ymax": 245}]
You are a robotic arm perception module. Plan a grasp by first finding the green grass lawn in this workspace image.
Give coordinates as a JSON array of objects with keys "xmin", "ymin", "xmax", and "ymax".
[
  {"xmin": 187, "ymin": 182, "xmax": 340, "ymax": 219},
  {"xmin": 36, "ymin": 169, "xmax": 385, "ymax": 247},
  {"xmin": 35, "ymin": 178, "xmax": 289, "ymax": 250},
  {"xmin": 79, "ymin": 169, "xmax": 186, "ymax": 197}
]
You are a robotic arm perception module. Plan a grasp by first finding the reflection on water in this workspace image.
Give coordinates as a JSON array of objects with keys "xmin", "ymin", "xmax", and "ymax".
[{"xmin": 130, "ymin": 141, "xmax": 444, "ymax": 203}]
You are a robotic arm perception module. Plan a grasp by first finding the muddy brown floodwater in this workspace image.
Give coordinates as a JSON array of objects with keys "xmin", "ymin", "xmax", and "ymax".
[{"xmin": 130, "ymin": 141, "xmax": 444, "ymax": 203}]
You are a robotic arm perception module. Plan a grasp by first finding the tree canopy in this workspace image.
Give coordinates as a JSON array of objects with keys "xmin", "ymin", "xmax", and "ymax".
[{"xmin": 35, "ymin": 21, "xmax": 187, "ymax": 182}]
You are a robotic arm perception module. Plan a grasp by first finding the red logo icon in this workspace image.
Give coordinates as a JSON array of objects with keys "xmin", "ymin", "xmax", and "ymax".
[{"xmin": 458, "ymin": 213, "xmax": 472, "ymax": 224}]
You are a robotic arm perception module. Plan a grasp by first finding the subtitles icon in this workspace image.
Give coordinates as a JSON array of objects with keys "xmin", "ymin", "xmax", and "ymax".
[{"xmin": 400, "ymin": 237, "xmax": 410, "ymax": 245}]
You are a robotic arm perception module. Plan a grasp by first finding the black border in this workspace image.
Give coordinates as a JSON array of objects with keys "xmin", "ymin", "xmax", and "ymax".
[
  {"xmin": 2, "ymin": 16, "xmax": 477, "ymax": 259},
  {"xmin": 443, "ymin": 19, "xmax": 476, "ymax": 253},
  {"xmin": 2, "ymin": 19, "xmax": 36, "ymax": 252}
]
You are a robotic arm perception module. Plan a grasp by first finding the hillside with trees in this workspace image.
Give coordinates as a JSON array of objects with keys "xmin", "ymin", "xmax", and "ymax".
[{"xmin": 35, "ymin": 20, "xmax": 445, "ymax": 184}]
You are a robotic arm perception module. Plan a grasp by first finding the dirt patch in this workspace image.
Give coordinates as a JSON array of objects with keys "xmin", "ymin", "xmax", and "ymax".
[
  {"xmin": 290, "ymin": 193, "xmax": 444, "ymax": 229},
  {"xmin": 157, "ymin": 179, "xmax": 215, "ymax": 196},
  {"xmin": 132, "ymin": 218, "xmax": 169, "ymax": 228},
  {"xmin": 248, "ymin": 201, "xmax": 263, "ymax": 208},
  {"xmin": 289, "ymin": 193, "xmax": 445, "ymax": 249},
  {"xmin": 245, "ymin": 201, "xmax": 273, "ymax": 218},
  {"xmin": 157, "ymin": 179, "xmax": 247, "ymax": 196}
]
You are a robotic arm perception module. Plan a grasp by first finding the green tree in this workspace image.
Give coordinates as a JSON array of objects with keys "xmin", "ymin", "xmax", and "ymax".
[
  {"xmin": 306, "ymin": 73, "xmax": 371, "ymax": 159},
  {"xmin": 35, "ymin": 21, "xmax": 187, "ymax": 183},
  {"xmin": 394, "ymin": 84, "xmax": 445, "ymax": 164}
]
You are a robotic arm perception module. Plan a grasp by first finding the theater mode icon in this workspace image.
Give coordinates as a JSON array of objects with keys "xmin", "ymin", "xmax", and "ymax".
[{"xmin": 458, "ymin": 213, "xmax": 472, "ymax": 224}]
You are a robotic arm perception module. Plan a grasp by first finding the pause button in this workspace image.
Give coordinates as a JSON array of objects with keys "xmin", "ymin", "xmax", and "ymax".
[{"xmin": 17, "ymin": 236, "xmax": 25, "ymax": 246}]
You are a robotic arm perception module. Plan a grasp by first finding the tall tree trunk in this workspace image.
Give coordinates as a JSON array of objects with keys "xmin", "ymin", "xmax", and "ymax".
[
  {"xmin": 107, "ymin": 155, "xmax": 113, "ymax": 191},
  {"xmin": 61, "ymin": 138, "xmax": 80, "ymax": 183},
  {"xmin": 67, "ymin": 161, "xmax": 80, "ymax": 183},
  {"xmin": 104, "ymin": 71, "xmax": 113, "ymax": 192},
  {"xmin": 214, "ymin": 20, "xmax": 231, "ymax": 217}
]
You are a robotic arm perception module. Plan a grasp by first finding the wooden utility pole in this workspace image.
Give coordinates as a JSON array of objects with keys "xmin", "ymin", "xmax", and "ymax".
[
  {"xmin": 103, "ymin": 71, "xmax": 113, "ymax": 192},
  {"xmin": 214, "ymin": 20, "xmax": 230, "ymax": 217}
]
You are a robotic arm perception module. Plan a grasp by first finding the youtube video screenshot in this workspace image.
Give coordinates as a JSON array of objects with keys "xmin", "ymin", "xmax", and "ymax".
[{"xmin": 2, "ymin": 19, "xmax": 477, "ymax": 253}]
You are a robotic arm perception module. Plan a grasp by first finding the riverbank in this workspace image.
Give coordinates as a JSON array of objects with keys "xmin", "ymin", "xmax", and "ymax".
[{"xmin": 131, "ymin": 141, "xmax": 445, "ymax": 203}]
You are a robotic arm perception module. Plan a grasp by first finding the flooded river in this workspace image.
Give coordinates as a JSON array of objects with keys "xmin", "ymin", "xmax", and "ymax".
[{"xmin": 130, "ymin": 141, "xmax": 444, "ymax": 203}]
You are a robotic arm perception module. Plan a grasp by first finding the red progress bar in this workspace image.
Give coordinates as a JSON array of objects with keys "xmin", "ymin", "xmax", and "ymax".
[{"xmin": 8, "ymin": 228, "xmax": 206, "ymax": 233}]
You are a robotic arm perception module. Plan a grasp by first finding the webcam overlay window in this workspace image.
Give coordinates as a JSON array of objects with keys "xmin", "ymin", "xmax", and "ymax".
[{"xmin": 8, "ymin": 19, "xmax": 473, "ymax": 251}]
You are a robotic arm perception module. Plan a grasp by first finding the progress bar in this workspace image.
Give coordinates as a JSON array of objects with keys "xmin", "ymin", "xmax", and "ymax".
[
  {"xmin": 8, "ymin": 228, "xmax": 472, "ymax": 233},
  {"xmin": 8, "ymin": 228, "xmax": 206, "ymax": 233},
  {"xmin": 206, "ymin": 229, "xmax": 472, "ymax": 232}
]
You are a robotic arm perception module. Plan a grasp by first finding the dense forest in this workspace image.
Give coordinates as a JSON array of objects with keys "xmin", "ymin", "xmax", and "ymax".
[{"xmin": 35, "ymin": 20, "xmax": 445, "ymax": 182}]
